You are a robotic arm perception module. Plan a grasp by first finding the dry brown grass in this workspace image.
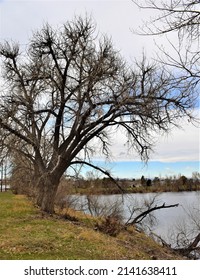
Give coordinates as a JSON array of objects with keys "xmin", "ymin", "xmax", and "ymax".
[{"xmin": 0, "ymin": 192, "xmax": 183, "ymax": 260}]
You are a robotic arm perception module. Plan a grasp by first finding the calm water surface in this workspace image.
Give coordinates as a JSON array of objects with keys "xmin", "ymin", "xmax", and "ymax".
[
  {"xmin": 71, "ymin": 191, "xmax": 200, "ymax": 245},
  {"xmin": 123, "ymin": 191, "xmax": 200, "ymax": 242}
]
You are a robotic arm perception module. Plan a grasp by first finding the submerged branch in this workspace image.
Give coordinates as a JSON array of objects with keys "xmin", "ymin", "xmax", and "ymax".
[
  {"xmin": 126, "ymin": 202, "xmax": 179, "ymax": 225},
  {"xmin": 175, "ymin": 232, "xmax": 200, "ymax": 257}
]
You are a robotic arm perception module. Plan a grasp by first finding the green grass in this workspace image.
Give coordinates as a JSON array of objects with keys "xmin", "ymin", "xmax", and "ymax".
[{"xmin": 0, "ymin": 192, "xmax": 183, "ymax": 260}]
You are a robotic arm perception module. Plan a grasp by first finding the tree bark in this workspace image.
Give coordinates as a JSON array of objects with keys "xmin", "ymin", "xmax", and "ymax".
[{"xmin": 36, "ymin": 173, "xmax": 60, "ymax": 213}]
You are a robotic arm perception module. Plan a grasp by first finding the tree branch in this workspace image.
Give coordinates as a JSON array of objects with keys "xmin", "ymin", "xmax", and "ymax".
[
  {"xmin": 175, "ymin": 232, "xmax": 200, "ymax": 257},
  {"xmin": 70, "ymin": 160, "xmax": 125, "ymax": 193},
  {"xmin": 0, "ymin": 118, "xmax": 37, "ymax": 149},
  {"xmin": 126, "ymin": 202, "xmax": 179, "ymax": 225}
]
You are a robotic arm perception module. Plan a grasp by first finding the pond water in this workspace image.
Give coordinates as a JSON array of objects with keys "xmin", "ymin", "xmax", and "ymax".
[
  {"xmin": 68, "ymin": 191, "xmax": 200, "ymax": 249},
  {"xmin": 123, "ymin": 192, "xmax": 200, "ymax": 243}
]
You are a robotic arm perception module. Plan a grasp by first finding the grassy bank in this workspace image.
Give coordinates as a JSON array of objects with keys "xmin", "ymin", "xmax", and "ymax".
[{"xmin": 0, "ymin": 192, "xmax": 183, "ymax": 260}]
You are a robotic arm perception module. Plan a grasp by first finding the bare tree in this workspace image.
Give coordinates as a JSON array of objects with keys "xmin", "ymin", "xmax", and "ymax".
[
  {"xmin": 0, "ymin": 16, "xmax": 197, "ymax": 213},
  {"xmin": 0, "ymin": 132, "xmax": 11, "ymax": 192}
]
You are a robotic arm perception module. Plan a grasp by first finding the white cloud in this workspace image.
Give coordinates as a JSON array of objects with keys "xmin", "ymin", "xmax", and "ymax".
[
  {"xmin": 0, "ymin": 0, "xmax": 176, "ymax": 59},
  {"xmin": 152, "ymin": 115, "xmax": 199, "ymax": 162},
  {"xmin": 91, "ymin": 115, "xmax": 199, "ymax": 163}
]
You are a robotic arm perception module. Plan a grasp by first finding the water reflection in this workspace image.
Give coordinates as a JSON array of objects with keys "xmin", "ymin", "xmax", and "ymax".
[{"xmin": 68, "ymin": 191, "xmax": 200, "ymax": 255}]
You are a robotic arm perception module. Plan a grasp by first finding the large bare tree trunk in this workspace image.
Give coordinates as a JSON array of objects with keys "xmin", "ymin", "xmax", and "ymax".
[{"xmin": 36, "ymin": 173, "xmax": 60, "ymax": 213}]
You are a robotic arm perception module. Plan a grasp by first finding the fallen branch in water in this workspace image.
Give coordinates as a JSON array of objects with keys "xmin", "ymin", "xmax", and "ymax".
[
  {"xmin": 125, "ymin": 203, "xmax": 179, "ymax": 226},
  {"xmin": 174, "ymin": 232, "xmax": 200, "ymax": 258}
]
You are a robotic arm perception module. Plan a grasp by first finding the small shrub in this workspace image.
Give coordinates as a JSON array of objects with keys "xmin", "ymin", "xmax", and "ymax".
[
  {"xmin": 62, "ymin": 212, "xmax": 79, "ymax": 222},
  {"xmin": 95, "ymin": 215, "xmax": 123, "ymax": 237}
]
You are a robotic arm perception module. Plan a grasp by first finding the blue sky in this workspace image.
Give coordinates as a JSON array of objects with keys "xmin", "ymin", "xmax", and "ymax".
[
  {"xmin": 0, "ymin": 0, "xmax": 199, "ymax": 178},
  {"xmin": 70, "ymin": 160, "xmax": 199, "ymax": 179},
  {"xmin": 97, "ymin": 161, "xmax": 199, "ymax": 179}
]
